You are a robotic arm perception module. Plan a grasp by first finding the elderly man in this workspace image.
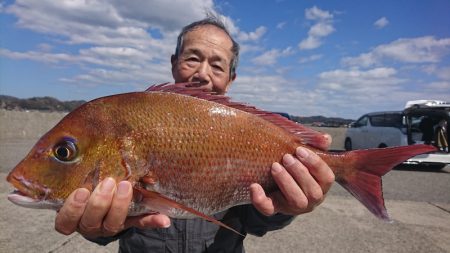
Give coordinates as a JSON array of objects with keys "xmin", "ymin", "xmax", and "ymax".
[{"xmin": 55, "ymin": 16, "xmax": 335, "ymax": 252}]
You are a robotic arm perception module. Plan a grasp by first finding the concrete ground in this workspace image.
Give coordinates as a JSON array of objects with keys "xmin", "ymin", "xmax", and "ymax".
[
  {"xmin": 1, "ymin": 175, "xmax": 450, "ymax": 253},
  {"xmin": 1, "ymin": 110, "xmax": 450, "ymax": 252}
]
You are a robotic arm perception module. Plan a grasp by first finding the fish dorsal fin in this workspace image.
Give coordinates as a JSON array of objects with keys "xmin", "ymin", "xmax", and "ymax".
[
  {"xmin": 134, "ymin": 187, "xmax": 244, "ymax": 236},
  {"xmin": 146, "ymin": 82, "xmax": 330, "ymax": 150}
]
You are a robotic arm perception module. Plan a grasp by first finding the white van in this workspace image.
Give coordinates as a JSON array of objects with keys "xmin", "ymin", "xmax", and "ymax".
[{"xmin": 345, "ymin": 100, "xmax": 450, "ymax": 169}]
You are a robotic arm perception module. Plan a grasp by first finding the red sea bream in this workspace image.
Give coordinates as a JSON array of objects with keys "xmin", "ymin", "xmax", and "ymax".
[{"xmin": 7, "ymin": 83, "xmax": 436, "ymax": 234}]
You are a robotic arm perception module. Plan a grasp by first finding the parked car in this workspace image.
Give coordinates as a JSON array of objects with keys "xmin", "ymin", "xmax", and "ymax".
[
  {"xmin": 273, "ymin": 112, "xmax": 292, "ymax": 120},
  {"xmin": 345, "ymin": 100, "xmax": 450, "ymax": 169},
  {"xmin": 345, "ymin": 111, "xmax": 406, "ymax": 150}
]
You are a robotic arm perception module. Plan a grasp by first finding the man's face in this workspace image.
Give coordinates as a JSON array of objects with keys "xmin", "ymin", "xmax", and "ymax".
[{"xmin": 171, "ymin": 25, "xmax": 235, "ymax": 95}]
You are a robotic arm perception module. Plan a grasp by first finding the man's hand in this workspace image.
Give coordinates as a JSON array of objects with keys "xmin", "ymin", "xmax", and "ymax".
[
  {"xmin": 54, "ymin": 178, "xmax": 171, "ymax": 239},
  {"xmin": 250, "ymin": 145, "xmax": 335, "ymax": 216}
]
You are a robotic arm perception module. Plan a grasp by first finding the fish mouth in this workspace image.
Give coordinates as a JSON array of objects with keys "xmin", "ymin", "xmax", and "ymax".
[
  {"xmin": 6, "ymin": 173, "xmax": 60, "ymax": 209},
  {"xmin": 8, "ymin": 191, "xmax": 62, "ymax": 210}
]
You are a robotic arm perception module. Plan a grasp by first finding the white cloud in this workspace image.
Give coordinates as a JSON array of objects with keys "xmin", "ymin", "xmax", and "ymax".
[
  {"xmin": 218, "ymin": 15, "xmax": 267, "ymax": 44},
  {"xmin": 298, "ymin": 36, "xmax": 321, "ymax": 50},
  {"xmin": 299, "ymin": 54, "xmax": 323, "ymax": 64},
  {"xmin": 1, "ymin": 0, "xmax": 265, "ymax": 88},
  {"xmin": 251, "ymin": 47, "xmax": 294, "ymax": 66},
  {"xmin": 276, "ymin": 22, "xmax": 286, "ymax": 29},
  {"xmin": 308, "ymin": 22, "xmax": 335, "ymax": 37},
  {"xmin": 314, "ymin": 67, "xmax": 407, "ymax": 117},
  {"xmin": 428, "ymin": 81, "xmax": 450, "ymax": 90},
  {"xmin": 422, "ymin": 65, "xmax": 450, "ymax": 80},
  {"xmin": 229, "ymin": 74, "xmax": 319, "ymax": 115},
  {"xmin": 299, "ymin": 6, "xmax": 335, "ymax": 50},
  {"xmin": 0, "ymin": 48, "xmax": 76, "ymax": 64},
  {"xmin": 305, "ymin": 6, "xmax": 333, "ymax": 21},
  {"xmin": 112, "ymin": 0, "xmax": 214, "ymax": 32},
  {"xmin": 343, "ymin": 36, "xmax": 450, "ymax": 67},
  {"xmin": 374, "ymin": 17, "xmax": 389, "ymax": 29},
  {"xmin": 318, "ymin": 67, "xmax": 402, "ymax": 90},
  {"xmin": 237, "ymin": 26, "xmax": 267, "ymax": 42}
]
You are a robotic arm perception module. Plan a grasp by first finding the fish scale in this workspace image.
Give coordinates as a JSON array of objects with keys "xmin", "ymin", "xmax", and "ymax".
[
  {"xmin": 7, "ymin": 83, "xmax": 437, "ymax": 235},
  {"xmin": 102, "ymin": 91, "xmax": 298, "ymax": 215}
]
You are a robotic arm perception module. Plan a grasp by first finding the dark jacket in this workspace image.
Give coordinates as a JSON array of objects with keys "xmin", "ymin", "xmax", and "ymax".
[{"xmin": 89, "ymin": 204, "xmax": 294, "ymax": 253}]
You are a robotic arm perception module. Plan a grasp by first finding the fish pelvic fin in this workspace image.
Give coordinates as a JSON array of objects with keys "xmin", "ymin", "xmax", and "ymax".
[
  {"xmin": 329, "ymin": 144, "xmax": 436, "ymax": 221},
  {"xmin": 134, "ymin": 187, "xmax": 244, "ymax": 237}
]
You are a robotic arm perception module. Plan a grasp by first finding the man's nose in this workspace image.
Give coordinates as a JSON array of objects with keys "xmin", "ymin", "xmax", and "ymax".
[{"xmin": 193, "ymin": 62, "xmax": 211, "ymax": 84}]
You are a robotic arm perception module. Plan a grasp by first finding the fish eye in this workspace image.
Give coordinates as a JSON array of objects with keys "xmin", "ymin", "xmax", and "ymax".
[{"xmin": 53, "ymin": 139, "xmax": 78, "ymax": 162}]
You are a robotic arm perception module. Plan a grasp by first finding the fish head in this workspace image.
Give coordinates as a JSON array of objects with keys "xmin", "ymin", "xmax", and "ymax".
[{"xmin": 6, "ymin": 101, "xmax": 129, "ymax": 210}]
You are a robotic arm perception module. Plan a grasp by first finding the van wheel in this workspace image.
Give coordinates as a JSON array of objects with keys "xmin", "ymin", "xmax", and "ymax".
[
  {"xmin": 344, "ymin": 138, "xmax": 352, "ymax": 151},
  {"xmin": 378, "ymin": 143, "xmax": 387, "ymax": 148}
]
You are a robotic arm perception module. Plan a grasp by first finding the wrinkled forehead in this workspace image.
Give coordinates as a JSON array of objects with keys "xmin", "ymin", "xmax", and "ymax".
[{"xmin": 181, "ymin": 25, "xmax": 234, "ymax": 56}]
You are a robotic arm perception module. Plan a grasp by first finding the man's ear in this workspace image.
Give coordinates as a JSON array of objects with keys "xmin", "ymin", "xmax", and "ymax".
[
  {"xmin": 171, "ymin": 54, "xmax": 178, "ymax": 78},
  {"xmin": 171, "ymin": 54, "xmax": 177, "ymax": 69},
  {"xmin": 231, "ymin": 73, "xmax": 237, "ymax": 82},
  {"xmin": 225, "ymin": 73, "xmax": 236, "ymax": 93}
]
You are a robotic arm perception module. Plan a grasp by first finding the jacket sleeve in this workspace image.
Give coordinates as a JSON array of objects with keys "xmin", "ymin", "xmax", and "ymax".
[
  {"xmin": 83, "ymin": 229, "xmax": 130, "ymax": 246},
  {"xmin": 85, "ymin": 205, "xmax": 294, "ymax": 245},
  {"xmin": 241, "ymin": 205, "xmax": 295, "ymax": 237}
]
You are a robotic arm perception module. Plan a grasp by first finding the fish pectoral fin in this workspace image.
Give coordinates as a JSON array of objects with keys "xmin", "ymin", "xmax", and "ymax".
[{"xmin": 134, "ymin": 187, "xmax": 244, "ymax": 237}]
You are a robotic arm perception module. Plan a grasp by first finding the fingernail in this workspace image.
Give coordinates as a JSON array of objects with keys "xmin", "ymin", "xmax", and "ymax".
[
  {"xmin": 271, "ymin": 162, "xmax": 283, "ymax": 173},
  {"xmin": 296, "ymin": 147, "xmax": 309, "ymax": 159},
  {"xmin": 117, "ymin": 181, "xmax": 130, "ymax": 197},
  {"xmin": 100, "ymin": 177, "xmax": 115, "ymax": 193},
  {"xmin": 283, "ymin": 154, "xmax": 295, "ymax": 166},
  {"xmin": 162, "ymin": 218, "xmax": 171, "ymax": 228},
  {"xmin": 74, "ymin": 189, "xmax": 89, "ymax": 203}
]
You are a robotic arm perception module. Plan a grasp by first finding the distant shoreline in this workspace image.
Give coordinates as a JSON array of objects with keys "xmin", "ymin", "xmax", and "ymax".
[
  {"xmin": 0, "ymin": 109, "xmax": 346, "ymax": 151},
  {"xmin": 0, "ymin": 94, "xmax": 85, "ymax": 112}
]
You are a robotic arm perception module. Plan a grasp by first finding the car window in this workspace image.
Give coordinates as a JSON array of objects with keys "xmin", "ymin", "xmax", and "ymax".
[
  {"xmin": 370, "ymin": 115, "xmax": 384, "ymax": 126},
  {"xmin": 354, "ymin": 116, "xmax": 368, "ymax": 127},
  {"xmin": 369, "ymin": 113, "xmax": 404, "ymax": 128},
  {"xmin": 384, "ymin": 113, "xmax": 404, "ymax": 128}
]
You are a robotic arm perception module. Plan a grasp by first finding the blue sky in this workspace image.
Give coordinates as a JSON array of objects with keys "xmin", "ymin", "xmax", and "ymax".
[{"xmin": 1, "ymin": 0, "xmax": 450, "ymax": 119}]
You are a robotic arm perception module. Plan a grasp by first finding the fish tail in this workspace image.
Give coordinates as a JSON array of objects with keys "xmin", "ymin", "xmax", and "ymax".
[{"xmin": 328, "ymin": 144, "xmax": 436, "ymax": 221}]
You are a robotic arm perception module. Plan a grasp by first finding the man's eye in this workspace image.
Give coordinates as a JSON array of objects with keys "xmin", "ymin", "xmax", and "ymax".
[
  {"xmin": 187, "ymin": 57, "xmax": 199, "ymax": 62},
  {"xmin": 212, "ymin": 65, "xmax": 224, "ymax": 71}
]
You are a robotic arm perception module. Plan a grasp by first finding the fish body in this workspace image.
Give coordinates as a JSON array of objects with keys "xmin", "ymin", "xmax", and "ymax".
[{"xmin": 7, "ymin": 83, "xmax": 436, "ymax": 231}]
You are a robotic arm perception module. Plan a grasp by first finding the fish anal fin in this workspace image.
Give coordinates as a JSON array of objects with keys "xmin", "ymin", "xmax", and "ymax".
[{"xmin": 134, "ymin": 187, "xmax": 244, "ymax": 237}]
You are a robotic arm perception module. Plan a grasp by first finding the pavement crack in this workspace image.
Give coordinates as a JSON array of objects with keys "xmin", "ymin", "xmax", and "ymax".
[
  {"xmin": 428, "ymin": 202, "xmax": 450, "ymax": 214},
  {"xmin": 47, "ymin": 233, "xmax": 79, "ymax": 253}
]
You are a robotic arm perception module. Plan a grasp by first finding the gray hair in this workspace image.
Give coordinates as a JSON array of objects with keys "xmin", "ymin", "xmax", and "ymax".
[{"xmin": 174, "ymin": 16, "xmax": 240, "ymax": 80}]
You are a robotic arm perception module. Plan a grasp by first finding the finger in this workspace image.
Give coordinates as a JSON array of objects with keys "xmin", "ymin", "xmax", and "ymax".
[
  {"xmin": 323, "ymin": 133, "xmax": 332, "ymax": 150},
  {"xmin": 315, "ymin": 133, "xmax": 332, "ymax": 151},
  {"xmin": 78, "ymin": 177, "xmax": 116, "ymax": 236},
  {"xmin": 102, "ymin": 181, "xmax": 133, "ymax": 236},
  {"xmin": 281, "ymin": 153, "xmax": 323, "ymax": 205},
  {"xmin": 295, "ymin": 147, "xmax": 335, "ymax": 194},
  {"xmin": 271, "ymin": 162, "xmax": 308, "ymax": 212},
  {"xmin": 124, "ymin": 214, "xmax": 171, "ymax": 230},
  {"xmin": 249, "ymin": 183, "xmax": 276, "ymax": 216},
  {"xmin": 55, "ymin": 188, "xmax": 90, "ymax": 235}
]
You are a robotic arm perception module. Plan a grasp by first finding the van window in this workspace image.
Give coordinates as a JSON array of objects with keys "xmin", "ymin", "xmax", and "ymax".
[
  {"xmin": 354, "ymin": 116, "xmax": 368, "ymax": 127},
  {"xmin": 370, "ymin": 115, "xmax": 385, "ymax": 126},
  {"xmin": 384, "ymin": 114, "xmax": 404, "ymax": 128},
  {"xmin": 369, "ymin": 113, "xmax": 403, "ymax": 128}
]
